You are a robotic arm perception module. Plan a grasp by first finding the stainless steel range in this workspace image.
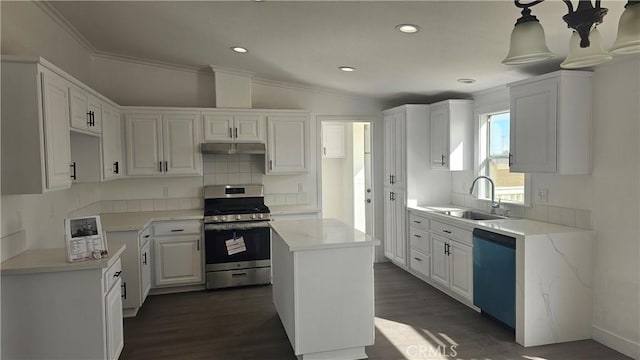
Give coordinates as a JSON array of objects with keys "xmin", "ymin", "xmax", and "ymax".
[{"xmin": 204, "ymin": 184, "xmax": 271, "ymax": 290}]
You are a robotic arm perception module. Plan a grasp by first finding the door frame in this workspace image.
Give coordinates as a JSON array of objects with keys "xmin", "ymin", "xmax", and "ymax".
[{"xmin": 316, "ymin": 115, "xmax": 379, "ymax": 242}]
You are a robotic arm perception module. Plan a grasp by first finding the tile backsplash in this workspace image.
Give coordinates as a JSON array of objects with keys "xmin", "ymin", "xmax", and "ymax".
[
  {"xmin": 101, "ymin": 198, "xmax": 202, "ymax": 213},
  {"xmin": 202, "ymin": 154, "xmax": 308, "ymax": 206},
  {"xmin": 451, "ymin": 193, "xmax": 592, "ymax": 230}
]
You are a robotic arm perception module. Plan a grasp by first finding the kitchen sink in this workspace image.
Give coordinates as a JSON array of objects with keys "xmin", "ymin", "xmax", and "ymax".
[{"xmin": 437, "ymin": 210, "xmax": 508, "ymax": 221}]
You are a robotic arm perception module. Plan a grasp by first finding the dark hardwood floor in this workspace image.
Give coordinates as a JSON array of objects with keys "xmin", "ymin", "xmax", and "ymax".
[{"xmin": 121, "ymin": 263, "xmax": 630, "ymax": 360}]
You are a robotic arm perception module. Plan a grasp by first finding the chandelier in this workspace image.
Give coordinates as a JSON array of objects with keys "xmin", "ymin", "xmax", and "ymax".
[{"xmin": 502, "ymin": 0, "xmax": 640, "ymax": 69}]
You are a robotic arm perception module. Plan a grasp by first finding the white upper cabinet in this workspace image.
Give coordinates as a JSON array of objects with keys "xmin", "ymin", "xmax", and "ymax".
[
  {"xmin": 42, "ymin": 71, "xmax": 72, "ymax": 190},
  {"xmin": 69, "ymin": 86, "xmax": 102, "ymax": 134},
  {"xmin": 125, "ymin": 111, "xmax": 201, "ymax": 177},
  {"xmin": 429, "ymin": 100, "xmax": 473, "ymax": 171},
  {"xmin": 322, "ymin": 123, "xmax": 346, "ymax": 159},
  {"xmin": 383, "ymin": 111, "xmax": 406, "ymax": 189},
  {"xmin": 203, "ymin": 112, "xmax": 264, "ymax": 143},
  {"xmin": 508, "ymin": 70, "xmax": 592, "ymax": 174},
  {"xmin": 101, "ymin": 105, "xmax": 124, "ymax": 180},
  {"xmin": 266, "ymin": 114, "xmax": 309, "ymax": 174}
]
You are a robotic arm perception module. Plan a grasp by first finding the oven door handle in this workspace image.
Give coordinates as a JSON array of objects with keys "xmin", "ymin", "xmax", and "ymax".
[{"xmin": 204, "ymin": 221, "xmax": 271, "ymax": 231}]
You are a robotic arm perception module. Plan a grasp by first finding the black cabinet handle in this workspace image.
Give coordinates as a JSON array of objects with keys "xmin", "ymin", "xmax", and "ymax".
[
  {"xmin": 414, "ymin": 234, "xmax": 422, "ymax": 238},
  {"xmin": 389, "ymin": 175, "xmax": 392, "ymax": 185},
  {"xmin": 113, "ymin": 271, "xmax": 122, "ymax": 277},
  {"xmin": 229, "ymin": 128, "xmax": 233, "ymax": 138},
  {"xmin": 413, "ymin": 220, "xmax": 422, "ymax": 224},
  {"xmin": 144, "ymin": 234, "xmax": 150, "ymax": 238},
  {"xmin": 414, "ymin": 257, "xmax": 422, "ymax": 262},
  {"xmin": 164, "ymin": 161, "xmax": 168, "ymax": 172},
  {"xmin": 142, "ymin": 252, "xmax": 147, "ymax": 265},
  {"xmin": 70, "ymin": 162, "xmax": 77, "ymax": 180},
  {"xmin": 197, "ymin": 239, "xmax": 200, "ymax": 251},
  {"xmin": 443, "ymin": 229, "xmax": 452, "ymax": 234},
  {"xmin": 441, "ymin": 154, "xmax": 445, "ymax": 166},
  {"xmin": 121, "ymin": 282, "xmax": 127, "ymax": 299},
  {"xmin": 232, "ymin": 272, "xmax": 247, "ymax": 277},
  {"xmin": 509, "ymin": 152, "xmax": 514, "ymax": 167},
  {"xmin": 113, "ymin": 161, "xmax": 119, "ymax": 174},
  {"xmin": 159, "ymin": 161, "xmax": 163, "ymax": 172},
  {"xmin": 234, "ymin": 127, "xmax": 238, "ymax": 138},
  {"xmin": 170, "ymin": 229, "xmax": 184, "ymax": 232}
]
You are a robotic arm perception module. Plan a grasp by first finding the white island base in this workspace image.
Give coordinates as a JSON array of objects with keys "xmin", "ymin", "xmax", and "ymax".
[{"xmin": 271, "ymin": 219, "xmax": 379, "ymax": 360}]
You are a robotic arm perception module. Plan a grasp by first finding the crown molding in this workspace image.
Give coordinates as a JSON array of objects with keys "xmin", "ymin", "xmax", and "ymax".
[
  {"xmin": 94, "ymin": 51, "xmax": 212, "ymax": 75},
  {"xmin": 33, "ymin": 1, "xmax": 97, "ymax": 54},
  {"xmin": 210, "ymin": 65, "xmax": 255, "ymax": 78}
]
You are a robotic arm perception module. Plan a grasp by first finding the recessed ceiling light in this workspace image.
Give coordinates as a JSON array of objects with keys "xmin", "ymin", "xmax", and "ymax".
[
  {"xmin": 231, "ymin": 46, "xmax": 248, "ymax": 53},
  {"xmin": 457, "ymin": 78, "xmax": 476, "ymax": 84},
  {"xmin": 339, "ymin": 66, "xmax": 356, "ymax": 72},
  {"xmin": 395, "ymin": 24, "xmax": 421, "ymax": 34}
]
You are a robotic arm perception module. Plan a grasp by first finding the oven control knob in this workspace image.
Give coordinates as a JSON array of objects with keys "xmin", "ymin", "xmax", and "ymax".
[
  {"xmin": 221, "ymin": 216, "xmax": 227, "ymax": 221},
  {"xmin": 236, "ymin": 215, "xmax": 242, "ymax": 220},
  {"xmin": 258, "ymin": 214, "xmax": 264, "ymax": 219},
  {"xmin": 251, "ymin": 214, "xmax": 256, "ymax": 219}
]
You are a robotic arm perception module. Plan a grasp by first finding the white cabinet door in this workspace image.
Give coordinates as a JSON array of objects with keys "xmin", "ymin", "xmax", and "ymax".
[
  {"xmin": 393, "ymin": 113, "xmax": 406, "ymax": 188},
  {"xmin": 430, "ymin": 105, "xmax": 448, "ymax": 169},
  {"xmin": 266, "ymin": 115, "xmax": 308, "ymax": 174},
  {"xmin": 393, "ymin": 188, "xmax": 406, "ymax": 265},
  {"xmin": 234, "ymin": 114, "xmax": 263, "ymax": 142},
  {"xmin": 125, "ymin": 113, "xmax": 163, "ymax": 176},
  {"xmin": 41, "ymin": 72, "xmax": 72, "ymax": 190},
  {"xmin": 140, "ymin": 240, "xmax": 152, "ymax": 303},
  {"xmin": 154, "ymin": 236, "xmax": 202, "ymax": 287},
  {"xmin": 163, "ymin": 112, "xmax": 201, "ymax": 175},
  {"xmin": 383, "ymin": 188, "xmax": 395, "ymax": 261},
  {"xmin": 87, "ymin": 95, "xmax": 102, "ymax": 134},
  {"xmin": 509, "ymin": 78, "xmax": 558, "ymax": 173},
  {"xmin": 203, "ymin": 114, "xmax": 234, "ymax": 141},
  {"xmin": 383, "ymin": 114, "xmax": 395, "ymax": 187},
  {"xmin": 430, "ymin": 234, "xmax": 449, "ymax": 287},
  {"xmin": 69, "ymin": 86, "xmax": 89, "ymax": 131},
  {"xmin": 322, "ymin": 123, "xmax": 345, "ymax": 158},
  {"xmin": 105, "ymin": 278, "xmax": 124, "ymax": 360},
  {"xmin": 101, "ymin": 105, "xmax": 123, "ymax": 180},
  {"xmin": 450, "ymin": 240, "xmax": 473, "ymax": 302}
]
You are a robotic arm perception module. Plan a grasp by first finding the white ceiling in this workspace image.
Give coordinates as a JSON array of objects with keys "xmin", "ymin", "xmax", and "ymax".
[{"xmin": 50, "ymin": 1, "xmax": 627, "ymax": 104}]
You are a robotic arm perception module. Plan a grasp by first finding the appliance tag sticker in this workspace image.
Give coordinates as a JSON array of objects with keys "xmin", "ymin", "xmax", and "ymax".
[{"xmin": 225, "ymin": 236, "xmax": 247, "ymax": 255}]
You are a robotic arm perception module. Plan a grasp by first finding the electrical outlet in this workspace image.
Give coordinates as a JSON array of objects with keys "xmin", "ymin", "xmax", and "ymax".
[{"xmin": 537, "ymin": 188, "xmax": 548, "ymax": 203}]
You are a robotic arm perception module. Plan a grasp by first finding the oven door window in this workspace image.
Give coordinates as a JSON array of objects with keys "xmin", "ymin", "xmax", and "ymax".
[{"xmin": 205, "ymin": 227, "xmax": 270, "ymax": 264}]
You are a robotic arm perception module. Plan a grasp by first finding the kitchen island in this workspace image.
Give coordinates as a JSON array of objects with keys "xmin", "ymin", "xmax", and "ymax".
[{"xmin": 271, "ymin": 218, "xmax": 380, "ymax": 360}]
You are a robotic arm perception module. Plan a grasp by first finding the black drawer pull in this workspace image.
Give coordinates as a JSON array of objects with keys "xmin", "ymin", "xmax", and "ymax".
[
  {"xmin": 414, "ymin": 234, "xmax": 422, "ymax": 238},
  {"xmin": 413, "ymin": 257, "xmax": 422, "ymax": 262},
  {"xmin": 170, "ymin": 229, "xmax": 185, "ymax": 232},
  {"xmin": 232, "ymin": 273, "xmax": 247, "ymax": 277},
  {"xmin": 113, "ymin": 271, "xmax": 122, "ymax": 277},
  {"xmin": 443, "ymin": 230, "xmax": 452, "ymax": 234},
  {"xmin": 144, "ymin": 235, "xmax": 150, "ymax": 238},
  {"xmin": 413, "ymin": 220, "xmax": 422, "ymax": 224}
]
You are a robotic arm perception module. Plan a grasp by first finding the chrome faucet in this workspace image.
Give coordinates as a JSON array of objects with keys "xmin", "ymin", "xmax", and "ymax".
[{"xmin": 469, "ymin": 176, "xmax": 501, "ymax": 214}]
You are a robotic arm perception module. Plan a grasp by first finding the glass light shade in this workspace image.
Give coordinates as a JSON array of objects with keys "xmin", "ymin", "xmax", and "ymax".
[
  {"xmin": 609, "ymin": 3, "xmax": 640, "ymax": 54},
  {"xmin": 561, "ymin": 28, "xmax": 612, "ymax": 69},
  {"xmin": 502, "ymin": 21, "xmax": 555, "ymax": 65}
]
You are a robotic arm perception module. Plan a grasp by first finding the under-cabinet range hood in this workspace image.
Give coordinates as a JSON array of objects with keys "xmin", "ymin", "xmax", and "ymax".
[{"xmin": 200, "ymin": 142, "xmax": 266, "ymax": 155}]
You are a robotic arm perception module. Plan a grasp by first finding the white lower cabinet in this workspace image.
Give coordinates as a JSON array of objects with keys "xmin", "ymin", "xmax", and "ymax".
[
  {"xmin": 1, "ymin": 249, "xmax": 125, "ymax": 360},
  {"xmin": 430, "ymin": 232, "xmax": 473, "ymax": 303},
  {"xmin": 140, "ymin": 239, "xmax": 152, "ymax": 300},
  {"xmin": 152, "ymin": 220, "xmax": 203, "ymax": 288},
  {"xmin": 106, "ymin": 277, "xmax": 124, "ymax": 360},
  {"xmin": 383, "ymin": 188, "xmax": 406, "ymax": 266}
]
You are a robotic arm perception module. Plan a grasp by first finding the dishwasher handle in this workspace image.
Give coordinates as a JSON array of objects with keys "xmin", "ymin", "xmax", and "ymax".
[{"xmin": 472, "ymin": 228, "xmax": 516, "ymax": 249}]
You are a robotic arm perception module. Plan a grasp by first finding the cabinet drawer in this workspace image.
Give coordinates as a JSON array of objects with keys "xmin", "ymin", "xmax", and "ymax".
[
  {"xmin": 430, "ymin": 220, "xmax": 472, "ymax": 245},
  {"xmin": 409, "ymin": 227, "xmax": 430, "ymax": 254},
  {"xmin": 104, "ymin": 258, "xmax": 122, "ymax": 293},
  {"xmin": 139, "ymin": 226, "xmax": 152, "ymax": 247},
  {"xmin": 154, "ymin": 220, "xmax": 201, "ymax": 236},
  {"xmin": 410, "ymin": 249, "xmax": 430, "ymax": 278},
  {"xmin": 409, "ymin": 213, "xmax": 429, "ymax": 231}
]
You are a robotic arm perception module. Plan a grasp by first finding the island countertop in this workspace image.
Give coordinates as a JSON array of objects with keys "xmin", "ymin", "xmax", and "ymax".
[{"xmin": 270, "ymin": 218, "xmax": 380, "ymax": 252}]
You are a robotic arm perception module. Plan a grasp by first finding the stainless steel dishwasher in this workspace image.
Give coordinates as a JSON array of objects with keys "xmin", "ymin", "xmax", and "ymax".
[{"xmin": 473, "ymin": 228, "xmax": 516, "ymax": 329}]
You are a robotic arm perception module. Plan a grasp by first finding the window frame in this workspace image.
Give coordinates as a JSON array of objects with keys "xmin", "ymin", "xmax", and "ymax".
[{"xmin": 477, "ymin": 110, "xmax": 530, "ymax": 207}]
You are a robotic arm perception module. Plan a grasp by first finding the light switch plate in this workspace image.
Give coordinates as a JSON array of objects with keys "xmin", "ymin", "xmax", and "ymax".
[{"xmin": 537, "ymin": 188, "xmax": 548, "ymax": 203}]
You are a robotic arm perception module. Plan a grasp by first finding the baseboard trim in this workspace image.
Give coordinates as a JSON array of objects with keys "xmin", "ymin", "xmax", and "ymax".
[{"xmin": 592, "ymin": 325, "xmax": 640, "ymax": 359}]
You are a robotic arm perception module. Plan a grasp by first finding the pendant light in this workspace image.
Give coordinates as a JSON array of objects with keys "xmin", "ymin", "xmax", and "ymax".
[
  {"xmin": 502, "ymin": 4, "xmax": 554, "ymax": 64},
  {"xmin": 609, "ymin": 1, "xmax": 640, "ymax": 54},
  {"xmin": 561, "ymin": 28, "xmax": 613, "ymax": 69}
]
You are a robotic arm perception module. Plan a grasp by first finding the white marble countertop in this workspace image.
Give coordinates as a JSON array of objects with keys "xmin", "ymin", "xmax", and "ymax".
[
  {"xmin": 270, "ymin": 218, "xmax": 380, "ymax": 251},
  {"xmin": 269, "ymin": 205, "xmax": 320, "ymax": 215},
  {"xmin": 408, "ymin": 204, "xmax": 590, "ymax": 237},
  {"xmin": 1, "ymin": 242, "xmax": 126, "ymax": 275},
  {"xmin": 101, "ymin": 210, "xmax": 203, "ymax": 232}
]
